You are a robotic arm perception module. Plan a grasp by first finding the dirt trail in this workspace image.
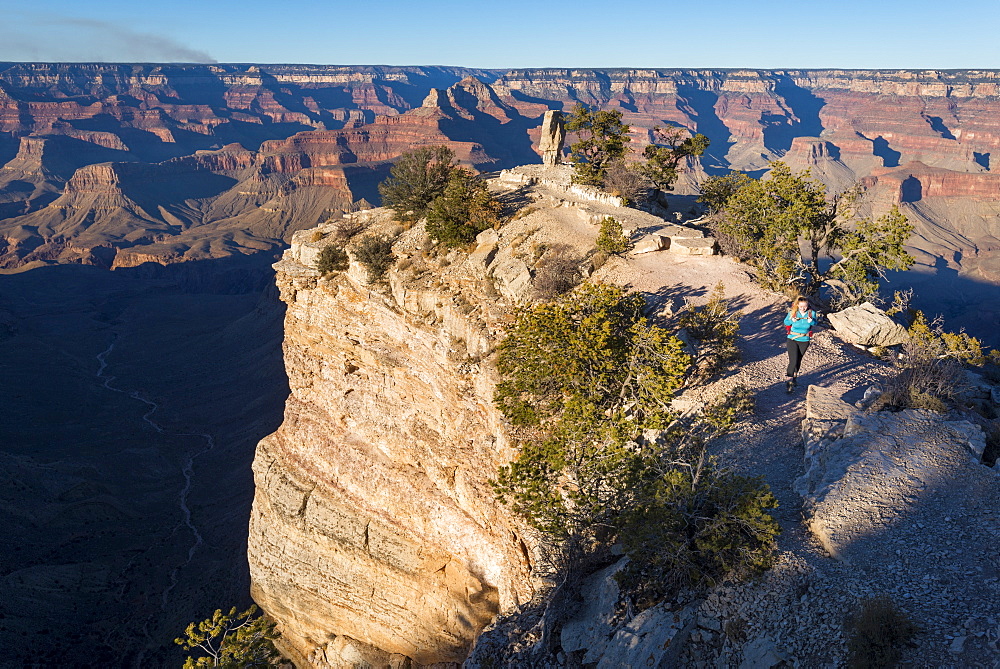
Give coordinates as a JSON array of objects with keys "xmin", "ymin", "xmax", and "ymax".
[{"xmin": 606, "ymin": 250, "xmax": 889, "ymax": 533}]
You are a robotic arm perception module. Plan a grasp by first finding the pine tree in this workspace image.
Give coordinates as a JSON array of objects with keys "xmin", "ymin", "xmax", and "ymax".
[{"xmin": 425, "ymin": 168, "xmax": 501, "ymax": 247}]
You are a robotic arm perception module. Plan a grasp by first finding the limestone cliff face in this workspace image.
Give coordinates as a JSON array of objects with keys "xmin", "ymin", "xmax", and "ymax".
[{"xmin": 247, "ymin": 212, "xmax": 536, "ymax": 666}]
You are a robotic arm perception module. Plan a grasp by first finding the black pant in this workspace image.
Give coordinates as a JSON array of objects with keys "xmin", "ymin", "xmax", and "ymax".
[{"xmin": 786, "ymin": 339, "xmax": 810, "ymax": 377}]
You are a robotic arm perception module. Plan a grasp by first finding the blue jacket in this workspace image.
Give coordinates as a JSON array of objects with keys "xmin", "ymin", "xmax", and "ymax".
[{"xmin": 784, "ymin": 309, "xmax": 816, "ymax": 342}]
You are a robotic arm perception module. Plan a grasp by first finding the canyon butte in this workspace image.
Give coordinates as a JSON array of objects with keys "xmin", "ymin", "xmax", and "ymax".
[{"xmin": 0, "ymin": 63, "xmax": 999, "ymax": 666}]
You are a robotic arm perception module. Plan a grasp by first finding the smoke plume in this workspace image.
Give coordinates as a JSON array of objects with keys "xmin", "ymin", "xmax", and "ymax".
[{"xmin": 0, "ymin": 14, "xmax": 217, "ymax": 63}]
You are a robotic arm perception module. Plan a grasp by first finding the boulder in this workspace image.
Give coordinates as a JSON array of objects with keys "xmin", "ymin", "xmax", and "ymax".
[
  {"xmin": 559, "ymin": 562, "xmax": 625, "ymax": 662},
  {"xmin": 805, "ymin": 385, "xmax": 858, "ymax": 421},
  {"xmin": 796, "ymin": 408, "xmax": 989, "ymax": 562},
  {"xmin": 739, "ymin": 637, "xmax": 788, "ymax": 669},
  {"xmin": 467, "ymin": 229, "xmax": 499, "ymax": 278},
  {"xmin": 630, "ymin": 234, "xmax": 668, "ymax": 254},
  {"xmin": 827, "ymin": 302, "xmax": 908, "ymax": 347},
  {"xmin": 491, "ymin": 256, "xmax": 532, "ymax": 301}
]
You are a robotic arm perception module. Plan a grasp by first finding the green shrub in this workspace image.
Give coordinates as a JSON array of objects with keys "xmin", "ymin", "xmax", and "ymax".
[
  {"xmin": 677, "ymin": 281, "xmax": 741, "ymax": 380},
  {"xmin": 314, "ymin": 244, "xmax": 348, "ymax": 276},
  {"xmin": 876, "ymin": 311, "xmax": 991, "ymax": 412},
  {"xmin": 845, "ymin": 596, "xmax": 917, "ymax": 669},
  {"xmin": 595, "ymin": 217, "xmax": 632, "ymax": 255},
  {"xmin": 425, "ymin": 168, "xmax": 501, "ymax": 247},
  {"xmin": 352, "ymin": 235, "xmax": 396, "ymax": 283},
  {"xmin": 493, "ymin": 283, "xmax": 690, "ymax": 537},
  {"xmin": 493, "ymin": 284, "xmax": 776, "ymax": 602},
  {"xmin": 378, "ymin": 146, "xmax": 457, "ymax": 222},
  {"xmin": 616, "ymin": 460, "xmax": 778, "ymax": 609}
]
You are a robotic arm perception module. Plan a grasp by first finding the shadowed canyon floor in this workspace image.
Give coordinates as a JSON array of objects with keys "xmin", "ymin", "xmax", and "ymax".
[{"xmin": 0, "ymin": 257, "xmax": 288, "ymax": 666}]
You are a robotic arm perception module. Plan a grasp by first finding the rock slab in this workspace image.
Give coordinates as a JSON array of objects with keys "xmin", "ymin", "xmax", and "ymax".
[{"xmin": 827, "ymin": 302, "xmax": 908, "ymax": 347}]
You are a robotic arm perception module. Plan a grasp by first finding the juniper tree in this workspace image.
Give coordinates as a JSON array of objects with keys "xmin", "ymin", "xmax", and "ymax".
[
  {"xmin": 378, "ymin": 146, "xmax": 457, "ymax": 222},
  {"xmin": 595, "ymin": 216, "xmax": 632, "ymax": 255},
  {"xmin": 314, "ymin": 244, "xmax": 348, "ymax": 275},
  {"xmin": 704, "ymin": 161, "xmax": 914, "ymax": 303},
  {"xmin": 175, "ymin": 605, "xmax": 280, "ymax": 668},
  {"xmin": 641, "ymin": 125, "xmax": 710, "ymax": 200},
  {"xmin": 492, "ymin": 284, "xmax": 778, "ymax": 605},
  {"xmin": 565, "ymin": 104, "xmax": 631, "ymax": 186},
  {"xmin": 425, "ymin": 167, "xmax": 501, "ymax": 247}
]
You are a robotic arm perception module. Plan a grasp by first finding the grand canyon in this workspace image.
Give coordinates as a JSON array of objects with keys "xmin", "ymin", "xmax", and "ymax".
[{"xmin": 1, "ymin": 63, "xmax": 999, "ymax": 667}]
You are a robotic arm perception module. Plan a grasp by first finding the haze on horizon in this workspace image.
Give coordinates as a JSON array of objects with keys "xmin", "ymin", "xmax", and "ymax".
[{"xmin": 0, "ymin": 0, "xmax": 997, "ymax": 70}]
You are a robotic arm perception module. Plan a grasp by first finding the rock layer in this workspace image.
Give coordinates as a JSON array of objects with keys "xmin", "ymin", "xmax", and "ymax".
[{"xmin": 248, "ymin": 214, "xmax": 534, "ymax": 666}]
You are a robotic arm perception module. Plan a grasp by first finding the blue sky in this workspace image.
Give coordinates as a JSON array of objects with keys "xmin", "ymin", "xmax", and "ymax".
[{"xmin": 0, "ymin": 0, "xmax": 997, "ymax": 69}]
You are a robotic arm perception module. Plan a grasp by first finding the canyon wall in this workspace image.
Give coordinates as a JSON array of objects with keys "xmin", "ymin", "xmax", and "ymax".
[
  {"xmin": 247, "ymin": 213, "xmax": 538, "ymax": 666},
  {"xmin": 1, "ymin": 64, "xmax": 998, "ymax": 277}
]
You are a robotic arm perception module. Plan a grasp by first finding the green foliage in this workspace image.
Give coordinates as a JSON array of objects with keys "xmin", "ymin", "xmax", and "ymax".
[
  {"xmin": 378, "ymin": 146, "xmax": 457, "ymax": 222},
  {"xmin": 565, "ymin": 104, "xmax": 632, "ymax": 186},
  {"xmin": 493, "ymin": 283, "xmax": 691, "ymax": 537},
  {"xmin": 175, "ymin": 605, "xmax": 280, "ymax": 668},
  {"xmin": 845, "ymin": 596, "xmax": 917, "ymax": 669},
  {"xmin": 425, "ymin": 167, "xmax": 501, "ymax": 247},
  {"xmin": 492, "ymin": 285, "xmax": 777, "ymax": 602},
  {"xmin": 495, "ymin": 283, "xmax": 686, "ymax": 432},
  {"xmin": 678, "ymin": 282, "xmax": 741, "ymax": 380},
  {"xmin": 706, "ymin": 162, "xmax": 915, "ymax": 301},
  {"xmin": 314, "ymin": 244, "xmax": 348, "ymax": 276},
  {"xmin": 698, "ymin": 172, "xmax": 753, "ymax": 214},
  {"xmin": 352, "ymin": 234, "xmax": 396, "ymax": 283},
  {"xmin": 595, "ymin": 216, "xmax": 633, "ymax": 255},
  {"xmin": 616, "ymin": 456, "xmax": 778, "ymax": 609},
  {"xmin": 641, "ymin": 125, "xmax": 710, "ymax": 195},
  {"xmin": 829, "ymin": 207, "xmax": 916, "ymax": 307}
]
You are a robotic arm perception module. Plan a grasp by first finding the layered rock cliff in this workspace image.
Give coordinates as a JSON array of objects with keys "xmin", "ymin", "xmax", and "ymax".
[{"xmin": 247, "ymin": 210, "xmax": 537, "ymax": 666}]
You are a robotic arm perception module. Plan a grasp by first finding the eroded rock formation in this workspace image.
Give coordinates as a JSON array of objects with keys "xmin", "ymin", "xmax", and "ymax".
[
  {"xmin": 538, "ymin": 110, "xmax": 565, "ymax": 165},
  {"xmin": 248, "ymin": 212, "xmax": 537, "ymax": 666},
  {"xmin": 2, "ymin": 64, "xmax": 999, "ymax": 289}
]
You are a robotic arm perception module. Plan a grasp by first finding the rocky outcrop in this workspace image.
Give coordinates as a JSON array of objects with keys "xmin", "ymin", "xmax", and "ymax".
[
  {"xmin": 795, "ymin": 386, "xmax": 991, "ymax": 562},
  {"xmin": 248, "ymin": 212, "xmax": 540, "ymax": 666},
  {"xmin": 3, "ymin": 63, "xmax": 1000, "ymax": 282},
  {"xmin": 827, "ymin": 302, "xmax": 908, "ymax": 347},
  {"xmin": 538, "ymin": 110, "xmax": 565, "ymax": 166}
]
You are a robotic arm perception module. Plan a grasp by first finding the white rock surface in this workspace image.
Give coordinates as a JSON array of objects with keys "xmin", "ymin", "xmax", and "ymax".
[{"xmin": 828, "ymin": 302, "xmax": 908, "ymax": 347}]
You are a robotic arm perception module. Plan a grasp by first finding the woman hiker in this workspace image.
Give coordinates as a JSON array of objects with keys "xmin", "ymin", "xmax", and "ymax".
[{"xmin": 783, "ymin": 296, "xmax": 816, "ymax": 392}]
